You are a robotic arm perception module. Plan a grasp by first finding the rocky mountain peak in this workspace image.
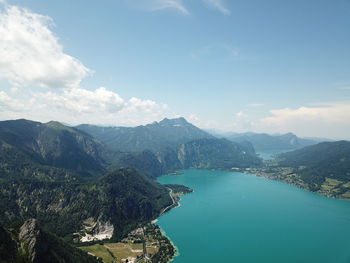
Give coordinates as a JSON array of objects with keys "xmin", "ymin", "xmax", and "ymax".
[{"xmin": 159, "ymin": 117, "xmax": 189, "ymax": 126}]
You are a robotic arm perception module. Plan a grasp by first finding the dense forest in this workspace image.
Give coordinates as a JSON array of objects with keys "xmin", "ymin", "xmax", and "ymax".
[{"xmin": 277, "ymin": 141, "xmax": 350, "ymax": 185}]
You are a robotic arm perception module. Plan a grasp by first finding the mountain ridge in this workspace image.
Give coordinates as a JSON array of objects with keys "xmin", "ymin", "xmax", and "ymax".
[{"xmin": 226, "ymin": 131, "xmax": 317, "ymax": 151}]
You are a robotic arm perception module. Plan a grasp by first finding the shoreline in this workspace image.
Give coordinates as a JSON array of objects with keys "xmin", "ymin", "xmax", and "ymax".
[
  {"xmin": 158, "ymin": 227, "xmax": 180, "ymax": 262},
  {"xmin": 155, "ymin": 184, "xmax": 193, "ymax": 263},
  {"xmin": 235, "ymin": 167, "xmax": 350, "ymax": 201}
]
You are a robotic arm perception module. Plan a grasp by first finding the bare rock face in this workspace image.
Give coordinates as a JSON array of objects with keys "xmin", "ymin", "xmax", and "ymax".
[
  {"xmin": 19, "ymin": 219, "xmax": 47, "ymax": 262},
  {"xmin": 80, "ymin": 218, "xmax": 114, "ymax": 242}
]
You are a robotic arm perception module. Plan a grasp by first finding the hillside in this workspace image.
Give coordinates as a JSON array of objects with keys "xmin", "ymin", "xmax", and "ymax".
[
  {"xmin": 250, "ymin": 141, "xmax": 350, "ymax": 199},
  {"xmin": 0, "ymin": 168, "xmax": 172, "ymax": 241},
  {"xmin": 0, "ymin": 119, "xmax": 106, "ymax": 179},
  {"xmin": 227, "ymin": 132, "xmax": 316, "ymax": 151},
  {"xmin": 76, "ymin": 117, "xmax": 213, "ymax": 152},
  {"xmin": 177, "ymin": 138, "xmax": 261, "ymax": 169},
  {"xmin": 113, "ymin": 138, "xmax": 261, "ymax": 178},
  {"xmin": 0, "ymin": 219, "xmax": 101, "ymax": 263},
  {"xmin": 78, "ymin": 118, "xmax": 262, "ymax": 177},
  {"xmin": 277, "ymin": 141, "xmax": 350, "ymax": 185}
]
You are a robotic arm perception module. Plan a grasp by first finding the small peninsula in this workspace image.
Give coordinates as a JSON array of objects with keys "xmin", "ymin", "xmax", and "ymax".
[{"xmin": 80, "ymin": 184, "xmax": 193, "ymax": 263}]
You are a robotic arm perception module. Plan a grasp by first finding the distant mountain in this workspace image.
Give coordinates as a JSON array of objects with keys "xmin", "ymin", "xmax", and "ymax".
[
  {"xmin": 302, "ymin": 136, "xmax": 334, "ymax": 143},
  {"xmin": 76, "ymin": 117, "xmax": 213, "ymax": 152},
  {"xmin": 227, "ymin": 132, "xmax": 317, "ymax": 151},
  {"xmin": 0, "ymin": 219, "xmax": 101, "ymax": 263},
  {"xmin": 0, "ymin": 119, "xmax": 106, "ymax": 180},
  {"xmin": 277, "ymin": 140, "xmax": 350, "ymax": 185},
  {"xmin": 114, "ymin": 138, "xmax": 261, "ymax": 178},
  {"xmin": 78, "ymin": 118, "xmax": 262, "ymax": 177},
  {"xmin": 0, "ymin": 168, "xmax": 172, "ymax": 241},
  {"xmin": 176, "ymin": 138, "xmax": 261, "ymax": 169}
]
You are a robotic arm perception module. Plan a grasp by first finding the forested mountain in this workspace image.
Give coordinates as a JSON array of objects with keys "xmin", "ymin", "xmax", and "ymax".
[
  {"xmin": 0, "ymin": 168, "xmax": 172, "ymax": 241},
  {"xmin": 0, "ymin": 219, "xmax": 101, "ymax": 263},
  {"xmin": 78, "ymin": 118, "xmax": 262, "ymax": 177},
  {"xmin": 0, "ymin": 116, "xmax": 261, "ymax": 258},
  {"xmin": 114, "ymin": 138, "xmax": 262, "ymax": 178},
  {"xmin": 227, "ymin": 132, "xmax": 316, "ymax": 151},
  {"xmin": 0, "ymin": 119, "xmax": 175, "ymax": 251},
  {"xmin": 0, "ymin": 119, "xmax": 106, "ymax": 180},
  {"xmin": 76, "ymin": 117, "xmax": 213, "ymax": 152},
  {"xmin": 277, "ymin": 141, "xmax": 350, "ymax": 185}
]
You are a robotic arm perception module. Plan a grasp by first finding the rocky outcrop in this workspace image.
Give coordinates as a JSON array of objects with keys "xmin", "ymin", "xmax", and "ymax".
[
  {"xmin": 80, "ymin": 218, "xmax": 114, "ymax": 242},
  {"xmin": 0, "ymin": 219, "xmax": 101, "ymax": 263},
  {"xmin": 19, "ymin": 219, "xmax": 47, "ymax": 262}
]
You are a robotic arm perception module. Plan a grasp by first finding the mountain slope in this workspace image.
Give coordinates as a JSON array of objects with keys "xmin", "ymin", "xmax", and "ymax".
[
  {"xmin": 227, "ymin": 132, "xmax": 316, "ymax": 151},
  {"xmin": 177, "ymin": 138, "xmax": 261, "ymax": 169},
  {"xmin": 277, "ymin": 141, "xmax": 350, "ymax": 184},
  {"xmin": 0, "ymin": 219, "xmax": 101, "ymax": 263},
  {"xmin": 77, "ymin": 118, "xmax": 262, "ymax": 177},
  {"xmin": 76, "ymin": 117, "xmax": 213, "ymax": 152},
  {"xmin": 115, "ymin": 138, "xmax": 262, "ymax": 178},
  {"xmin": 0, "ymin": 168, "xmax": 172, "ymax": 241},
  {"xmin": 0, "ymin": 119, "xmax": 106, "ymax": 180}
]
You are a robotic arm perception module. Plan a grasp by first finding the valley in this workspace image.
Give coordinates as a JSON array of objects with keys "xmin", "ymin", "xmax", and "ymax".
[{"xmin": 0, "ymin": 117, "xmax": 349, "ymax": 263}]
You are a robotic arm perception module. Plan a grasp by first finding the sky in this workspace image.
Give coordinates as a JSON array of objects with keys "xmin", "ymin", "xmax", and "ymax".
[{"xmin": 0, "ymin": 0, "xmax": 349, "ymax": 139}]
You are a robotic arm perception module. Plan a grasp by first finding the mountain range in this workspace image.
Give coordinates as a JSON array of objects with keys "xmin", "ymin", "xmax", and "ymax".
[
  {"xmin": 225, "ymin": 132, "xmax": 317, "ymax": 151},
  {"xmin": 0, "ymin": 117, "xmax": 261, "ymax": 252},
  {"xmin": 76, "ymin": 117, "xmax": 262, "ymax": 177},
  {"xmin": 1, "ymin": 116, "xmax": 349, "ymax": 262},
  {"xmin": 76, "ymin": 117, "xmax": 212, "ymax": 153}
]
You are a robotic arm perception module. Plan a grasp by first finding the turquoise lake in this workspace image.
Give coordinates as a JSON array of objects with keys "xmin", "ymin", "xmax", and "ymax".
[{"xmin": 157, "ymin": 170, "xmax": 350, "ymax": 263}]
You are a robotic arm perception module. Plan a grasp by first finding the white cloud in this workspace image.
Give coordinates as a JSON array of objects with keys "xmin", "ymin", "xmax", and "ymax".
[
  {"xmin": 0, "ymin": 91, "xmax": 25, "ymax": 112},
  {"xmin": 256, "ymin": 102, "xmax": 350, "ymax": 139},
  {"xmin": 203, "ymin": 0, "xmax": 230, "ymax": 15},
  {"xmin": 126, "ymin": 0, "xmax": 189, "ymax": 15},
  {"xmin": 0, "ymin": 5, "xmax": 91, "ymax": 89},
  {"xmin": 36, "ymin": 87, "xmax": 125, "ymax": 114},
  {"xmin": 151, "ymin": 0, "xmax": 189, "ymax": 14},
  {"xmin": 0, "ymin": 4, "xmax": 171, "ymax": 127},
  {"xmin": 0, "ymin": 87, "xmax": 169, "ymax": 126}
]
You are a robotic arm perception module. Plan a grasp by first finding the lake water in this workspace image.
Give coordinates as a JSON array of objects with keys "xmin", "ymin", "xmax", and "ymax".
[{"xmin": 157, "ymin": 170, "xmax": 350, "ymax": 263}]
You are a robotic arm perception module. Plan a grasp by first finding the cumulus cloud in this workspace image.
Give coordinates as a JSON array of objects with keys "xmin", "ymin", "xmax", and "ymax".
[
  {"xmin": 256, "ymin": 102, "xmax": 350, "ymax": 139},
  {"xmin": 0, "ymin": 4, "xmax": 171, "ymax": 126},
  {"xmin": 0, "ymin": 90, "xmax": 25, "ymax": 112},
  {"xmin": 0, "ymin": 87, "xmax": 169, "ymax": 126},
  {"xmin": 0, "ymin": 5, "xmax": 90, "ymax": 89},
  {"xmin": 203, "ymin": 0, "xmax": 230, "ymax": 15},
  {"xmin": 35, "ymin": 87, "xmax": 125, "ymax": 114}
]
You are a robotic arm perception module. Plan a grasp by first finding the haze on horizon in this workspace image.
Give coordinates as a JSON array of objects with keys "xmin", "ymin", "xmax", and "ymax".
[{"xmin": 0, "ymin": 0, "xmax": 349, "ymax": 140}]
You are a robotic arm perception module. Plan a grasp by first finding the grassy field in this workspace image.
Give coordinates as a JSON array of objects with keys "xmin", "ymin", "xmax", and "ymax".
[
  {"xmin": 79, "ymin": 242, "xmax": 158, "ymax": 263},
  {"xmin": 80, "ymin": 244, "xmax": 115, "ymax": 263}
]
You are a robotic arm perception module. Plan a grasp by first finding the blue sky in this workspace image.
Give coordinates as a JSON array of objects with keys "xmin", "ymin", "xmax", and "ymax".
[{"xmin": 0, "ymin": 0, "xmax": 349, "ymax": 138}]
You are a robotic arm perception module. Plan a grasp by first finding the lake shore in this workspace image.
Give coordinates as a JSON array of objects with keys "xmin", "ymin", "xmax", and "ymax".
[
  {"xmin": 156, "ymin": 169, "xmax": 350, "ymax": 263},
  {"xmin": 156, "ymin": 184, "xmax": 194, "ymax": 262},
  {"xmin": 243, "ymin": 167, "xmax": 350, "ymax": 200}
]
